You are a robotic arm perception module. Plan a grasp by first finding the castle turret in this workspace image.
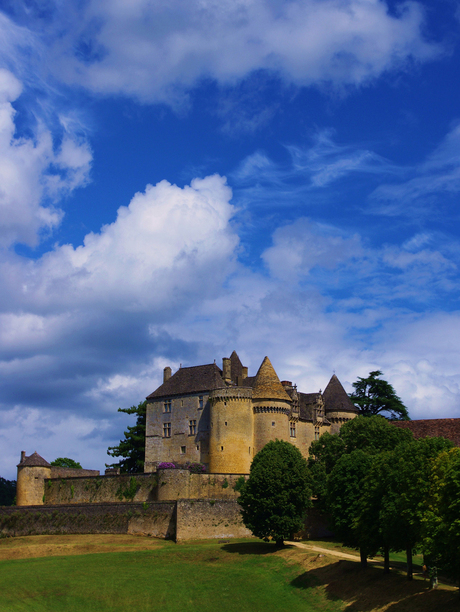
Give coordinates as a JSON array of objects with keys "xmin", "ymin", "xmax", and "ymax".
[
  {"xmin": 208, "ymin": 386, "xmax": 253, "ymax": 473},
  {"xmin": 16, "ymin": 451, "xmax": 51, "ymax": 506},
  {"xmin": 252, "ymin": 357, "xmax": 292, "ymax": 455},
  {"xmin": 323, "ymin": 374, "xmax": 358, "ymax": 434}
]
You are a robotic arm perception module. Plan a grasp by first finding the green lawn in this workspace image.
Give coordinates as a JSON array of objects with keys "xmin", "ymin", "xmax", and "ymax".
[{"xmin": 0, "ymin": 539, "xmax": 343, "ymax": 612}]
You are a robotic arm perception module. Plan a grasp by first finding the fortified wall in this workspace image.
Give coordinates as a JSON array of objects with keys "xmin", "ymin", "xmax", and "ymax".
[{"xmin": 10, "ymin": 451, "xmax": 251, "ymax": 541}]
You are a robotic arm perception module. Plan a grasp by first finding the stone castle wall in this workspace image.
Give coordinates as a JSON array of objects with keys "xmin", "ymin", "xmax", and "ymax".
[
  {"xmin": 0, "ymin": 502, "xmax": 176, "ymax": 538},
  {"xmin": 176, "ymin": 499, "xmax": 252, "ymax": 541},
  {"xmin": 35, "ymin": 469, "xmax": 246, "ymax": 506},
  {"xmin": 0, "ymin": 499, "xmax": 250, "ymax": 541}
]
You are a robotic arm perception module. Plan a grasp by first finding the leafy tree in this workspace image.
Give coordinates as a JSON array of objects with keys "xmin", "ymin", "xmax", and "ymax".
[
  {"xmin": 308, "ymin": 416, "xmax": 413, "ymax": 504},
  {"xmin": 358, "ymin": 437, "xmax": 453, "ymax": 580},
  {"xmin": 349, "ymin": 371, "xmax": 410, "ymax": 420},
  {"xmin": 107, "ymin": 401, "xmax": 146, "ymax": 473},
  {"xmin": 424, "ymin": 447, "xmax": 460, "ymax": 587},
  {"xmin": 238, "ymin": 440, "xmax": 312, "ymax": 546},
  {"xmin": 340, "ymin": 414, "xmax": 413, "ymax": 453},
  {"xmin": 327, "ymin": 449, "xmax": 374, "ymax": 567},
  {"xmin": 0, "ymin": 477, "xmax": 16, "ymax": 506},
  {"xmin": 50, "ymin": 458, "xmax": 82, "ymax": 469}
]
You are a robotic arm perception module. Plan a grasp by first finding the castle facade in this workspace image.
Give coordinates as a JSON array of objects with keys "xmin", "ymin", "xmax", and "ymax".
[{"xmin": 145, "ymin": 351, "xmax": 358, "ymax": 473}]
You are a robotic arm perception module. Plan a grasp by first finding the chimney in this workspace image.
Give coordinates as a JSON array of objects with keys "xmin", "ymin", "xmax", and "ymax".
[
  {"xmin": 163, "ymin": 367, "xmax": 172, "ymax": 383},
  {"xmin": 20, "ymin": 451, "xmax": 26, "ymax": 463},
  {"xmin": 222, "ymin": 357, "xmax": 231, "ymax": 382},
  {"xmin": 242, "ymin": 367, "xmax": 248, "ymax": 380}
]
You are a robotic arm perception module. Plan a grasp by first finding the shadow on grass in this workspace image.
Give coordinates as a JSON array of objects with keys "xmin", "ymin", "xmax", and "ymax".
[
  {"xmin": 291, "ymin": 559, "xmax": 459, "ymax": 611},
  {"xmin": 221, "ymin": 542, "xmax": 289, "ymax": 555}
]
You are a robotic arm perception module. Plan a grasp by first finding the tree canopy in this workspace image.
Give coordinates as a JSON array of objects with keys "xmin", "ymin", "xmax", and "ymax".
[
  {"xmin": 0, "ymin": 477, "xmax": 16, "ymax": 506},
  {"xmin": 349, "ymin": 370, "xmax": 410, "ymax": 420},
  {"xmin": 238, "ymin": 440, "xmax": 312, "ymax": 546},
  {"xmin": 107, "ymin": 400, "xmax": 146, "ymax": 473},
  {"xmin": 50, "ymin": 458, "xmax": 82, "ymax": 469}
]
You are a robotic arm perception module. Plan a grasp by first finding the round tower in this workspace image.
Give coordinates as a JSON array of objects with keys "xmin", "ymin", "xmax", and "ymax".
[
  {"xmin": 323, "ymin": 374, "xmax": 358, "ymax": 435},
  {"xmin": 208, "ymin": 387, "xmax": 253, "ymax": 474},
  {"xmin": 16, "ymin": 451, "xmax": 51, "ymax": 506},
  {"xmin": 252, "ymin": 357, "xmax": 292, "ymax": 455}
]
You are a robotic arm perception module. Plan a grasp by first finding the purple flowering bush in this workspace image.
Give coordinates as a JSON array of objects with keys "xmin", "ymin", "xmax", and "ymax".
[
  {"xmin": 158, "ymin": 462, "xmax": 176, "ymax": 469},
  {"xmin": 187, "ymin": 462, "xmax": 207, "ymax": 474}
]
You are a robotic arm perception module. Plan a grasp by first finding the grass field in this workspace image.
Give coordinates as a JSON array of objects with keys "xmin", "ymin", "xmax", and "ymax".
[{"xmin": 0, "ymin": 535, "xmax": 458, "ymax": 612}]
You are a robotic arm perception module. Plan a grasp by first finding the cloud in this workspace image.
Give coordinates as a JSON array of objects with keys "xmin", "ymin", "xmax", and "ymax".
[
  {"xmin": 0, "ymin": 0, "xmax": 440, "ymax": 106},
  {"xmin": 369, "ymin": 122, "xmax": 460, "ymax": 216},
  {"xmin": 0, "ymin": 69, "xmax": 92, "ymax": 248}
]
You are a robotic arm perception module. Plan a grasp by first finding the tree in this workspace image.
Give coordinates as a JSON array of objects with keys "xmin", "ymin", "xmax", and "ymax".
[
  {"xmin": 107, "ymin": 400, "xmax": 146, "ymax": 473},
  {"xmin": 0, "ymin": 477, "xmax": 16, "ymax": 506},
  {"xmin": 238, "ymin": 440, "xmax": 312, "ymax": 546},
  {"xmin": 424, "ymin": 447, "xmax": 460, "ymax": 587},
  {"xmin": 349, "ymin": 370, "xmax": 410, "ymax": 420},
  {"xmin": 327, "ymin": 449, "xmax": 374, "ymax": 567},
  {"xmin": 50, "ymin": 458, "xmax": 82, "ymax": 469},
  {"xmin": 358, "ymin": 437, "xmax": 453, "ymax": 580},
  {"xmin": 308, "ymin": 415, "xmax": 413, "ymax": 504}
]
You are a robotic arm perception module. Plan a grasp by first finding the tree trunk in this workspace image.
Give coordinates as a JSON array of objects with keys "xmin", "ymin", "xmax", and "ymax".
[
  {"xmin": 360, "ymin": 548, "xmax": 367, "ymax": 568},
  {"xmin": 384, "ymin": 545, "xmax": 390, "ymax": 574},
  {"xmin": 406, "ymin": 545, "xmax": 413, "ymax": 581}
]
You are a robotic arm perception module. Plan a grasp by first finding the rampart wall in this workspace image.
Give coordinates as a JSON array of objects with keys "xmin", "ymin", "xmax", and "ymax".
[
  {"xmin": 0, "ymin": 502, "xmax": 176, "ymax": 538},
  {"xmin": 0, "ymin": 500, "xmax": 251, "ymax": 541},
  {"xmin": 42, "ymin": 470, "xmax": 246, "ymax": 505},
  {"xmin": 176, "ymin": 499, "xmax": 252, "ymax": 541}
]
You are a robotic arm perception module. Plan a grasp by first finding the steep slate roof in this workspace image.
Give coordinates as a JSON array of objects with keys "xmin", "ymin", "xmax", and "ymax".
[
  {"xmin": 252, "ymin": 357, "xmax": 291, "ymax": 401},
  {"xmin": 242, "ymin": 376, "xmax": 255, "ymax": 388},
  {"xmin": 298, "ymin": 392, "xmax": 321, "ymax": 421},
  {"xmin": 323, "ymin": 374, "xmax": 358, "ymax": 414},
  {"xmin": 230, "ymin": 350, "xmax": 244, "ymax": 381},
  {"xmin": 392, "ymin": 419, "xmax": 460, "ymax": 447},
  {"xmin": 146, "ymin": 363, "xmax": 225, "ymax": 399},
  {"xmin": 18, "ymin": 451, "xmax": 50, "ymax": 468}
]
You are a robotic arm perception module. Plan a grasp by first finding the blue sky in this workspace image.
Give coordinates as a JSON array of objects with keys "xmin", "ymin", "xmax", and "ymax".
[{"xmin": 1, "ymin": 0, "xmax": 460, "ymax": 478}]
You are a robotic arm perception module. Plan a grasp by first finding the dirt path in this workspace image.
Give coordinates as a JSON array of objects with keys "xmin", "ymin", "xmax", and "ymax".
[{"xmin": 285, "ymin": 540, "xmax": 378, "ymax": 562}]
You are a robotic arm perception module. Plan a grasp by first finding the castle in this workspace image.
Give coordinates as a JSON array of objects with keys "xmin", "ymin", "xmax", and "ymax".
[
  {"xmin": 144, "ymin": 351, "xmax": 358, "ymax": 473},
  {"xmin": 10, "ymin": 351, "xmax": 460, "ymax": 541}
]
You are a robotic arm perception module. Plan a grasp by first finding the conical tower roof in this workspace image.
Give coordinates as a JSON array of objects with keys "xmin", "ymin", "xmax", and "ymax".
[
  {"xmin": 252, "ymin": 357, "xmax": 291, "ymax": 401},
  {"xmin": 323, "ymin": 374, "xmax": 358, "ymax": 413},
  {"xmin": 18, "ymin": 451, "xmax": 51, "ymax": 468}
]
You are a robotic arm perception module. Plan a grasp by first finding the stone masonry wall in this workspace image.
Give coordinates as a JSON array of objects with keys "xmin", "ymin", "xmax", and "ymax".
[
  {"xmin": 0, "ymin": 502, "xmax": 176, "ymax": 538},
  {"xmin": 42, "ymin": 469, "xmax": 246, "ymax": 505},
  {"xmin": 44, "ymin": 473, "xmax": 159, "ymax": 505},
  {"xmin": 175, "ymin": 499, "xmax": 252, "ymax": 541}
]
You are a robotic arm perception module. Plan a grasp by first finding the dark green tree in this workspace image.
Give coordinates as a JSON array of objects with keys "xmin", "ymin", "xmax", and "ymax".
[
  {"xmin": 327, "ymin": 449, "xmax": 374, "ymax": 567},
  {"xmin": 349, "ymin": 371, "xmax": 410, "ymax": 420},
  {"xmin": 360, "ymin": 437, "xmax": 453, "ymax": 580},
  {"xmin": 238, "ymin": 440, "xmax": 312, "ymax": 546},
  {"xmin": 0, "ymin": 477, "xmax": 16, "ymax": 506},
  {"xmin": 50, "ymin": 458, "xmax": 82, "ymax": 469},
  {"xmin": 424, "ymin": 447, "xmax": 460, "ymax": 588},
  {"xmin": 308, "ymin": 416, "xmax": 413, "ymax": 504},
  {"xmin": 107, "ymin": 400, "xmax": 146, "ymax": 473}
]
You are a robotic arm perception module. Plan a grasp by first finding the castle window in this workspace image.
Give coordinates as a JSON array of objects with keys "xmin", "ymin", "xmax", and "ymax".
[
  {"xmin": 189, "ymin": 419, "xmax": 196, "ymax": 435},
  {"xmin": 181, "ymin": 400, "xmax": 184, "ymax": 407},
  {"xmin": 221, "ymin": 446, "xmax": 224, "ymax": 451},
  {"xmin": 314, "ymin": 426, "xmax": 320, "ymax": 441},
  {"xmin": 272, "ymin": 422, "xmax": 275, "ymax": 427},
  {"xmin": 180, "ymin": 446, "xmax": 186, "ymax": 454},
  {"xmin": 290, "ymin": 423, "xmax": 296, "ymax": 438},
  {"xmin": 225, "ymin": 421, "xmax": 227, "ymax": 426},
  {"xmin": 196, "ymin": 445, "xmax": 200, "ymax": 451},
  {"xmin": 163, "ymin": 422, "xmax": 171, "ymax": 438},
  {"xmin": 164, "ymin": 400, "xmax": 171, "ymax": 413},
  {"xmin": 199, "ymin": 396, "xmax": 204, "ymax": 409}
]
